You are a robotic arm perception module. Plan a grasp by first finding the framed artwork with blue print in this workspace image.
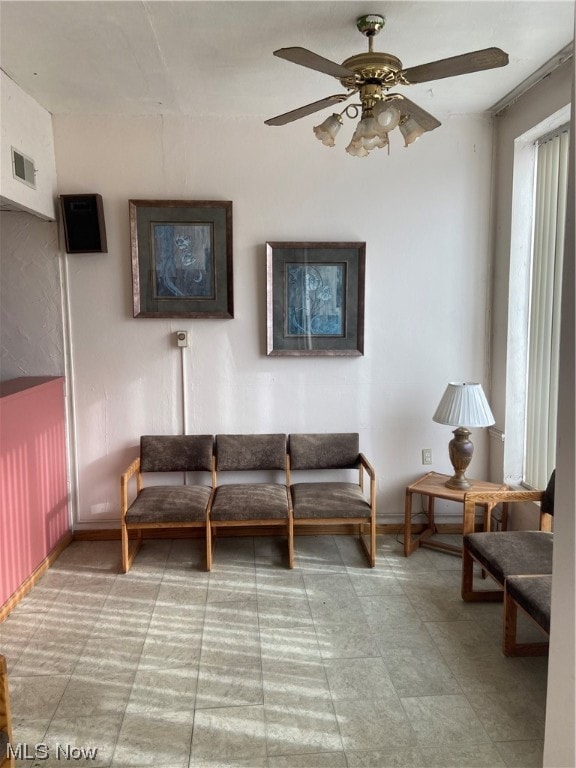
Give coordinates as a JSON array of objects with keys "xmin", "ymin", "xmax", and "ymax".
[
  {"xmin": 130, "ymin": 200, "xmax": 233, "ymax": 318},
  {"xmin": 266, "ymin": 242, "xmax": 365, "ymax": 356}
]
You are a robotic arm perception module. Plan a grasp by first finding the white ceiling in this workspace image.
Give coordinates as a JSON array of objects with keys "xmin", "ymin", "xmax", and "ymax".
[{"xmin": 0, "ymin": 1, "xmax": 573, "ymax": 124}]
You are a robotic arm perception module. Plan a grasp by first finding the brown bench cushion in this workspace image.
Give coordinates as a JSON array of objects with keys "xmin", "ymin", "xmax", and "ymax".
[
  {"xmin": 126, "ymin": 485, "xmax": 212, "ymax": 524},
  {"xmin": 140, "ymin": 435, "xmax": 213, "ymax": 473},
  {"xmin": 291, "ymin": 482, "xmax": 371, "ymax": 519},
  {"xmin": 464, "ymin": 531, "xmax": 553, "ymax": 585},
  {"xmin": 506, "ymin": 574, "xmax": 552, "ymax": 634},
  {"xmin": 216, "ymin": 434, "xmax": 286, "ymax": 471},
  {"xmin": 289, "ymin": 433, "xmax": 360, "ymax": 470},
  {"xmin": 210, "ymin": 484, "xmax": 289, "ymax": 521}
]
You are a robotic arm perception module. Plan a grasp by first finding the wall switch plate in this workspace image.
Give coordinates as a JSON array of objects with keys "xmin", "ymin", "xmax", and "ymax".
[
  {"xmin": 422, "ymin": 448, "xmax": 432, "ymax": 465},
  {"xmin": 176, "ymin": 331, "xmax": 189, "ymax": 347}
]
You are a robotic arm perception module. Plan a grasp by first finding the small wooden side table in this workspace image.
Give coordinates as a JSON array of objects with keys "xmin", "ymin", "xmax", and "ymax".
[{"xmin": 404, "ymin": 471, "xmax": 507, "ymax": 557}]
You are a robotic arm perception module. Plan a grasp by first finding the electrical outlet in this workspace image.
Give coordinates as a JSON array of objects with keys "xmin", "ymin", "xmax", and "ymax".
[
  {"xmin": 422, "ymin": 448, "xmax": 432, "ymax": 465},
  {"xmin": 176, "ymin": 330, "xmax": 189, "ymax": 347}
]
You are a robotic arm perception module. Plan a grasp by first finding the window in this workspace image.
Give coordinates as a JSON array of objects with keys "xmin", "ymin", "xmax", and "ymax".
[{"xmin": 524, "ymin": 126, "xmax": 569, "ymax": 489}]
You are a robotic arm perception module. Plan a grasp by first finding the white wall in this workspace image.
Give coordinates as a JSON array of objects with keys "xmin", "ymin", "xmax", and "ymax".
[
  {"xmin": 0, "ymin": 71, "xmax": 57, "ymax": 220},
  {"xmin": 0, "ymin": 211, "xmax": 63, "ymax": 378},
  {"xmin": 543, "ymin": 46, "xmax": 575, "ymax": 768},
  {"xmin": 51, "ymin": 112, "xmax": 494, "ymax": 528}
]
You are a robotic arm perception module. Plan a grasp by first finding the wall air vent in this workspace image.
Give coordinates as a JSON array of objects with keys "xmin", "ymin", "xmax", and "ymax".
[{"xmin": 11, "ymin": 146, "xmax": 36, "ymax": 189}]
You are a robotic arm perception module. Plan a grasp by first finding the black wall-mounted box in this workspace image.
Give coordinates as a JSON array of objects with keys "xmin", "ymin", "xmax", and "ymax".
[{"xmin": 60, "ymin": 194, "xmax": 108, "ymax": 253}]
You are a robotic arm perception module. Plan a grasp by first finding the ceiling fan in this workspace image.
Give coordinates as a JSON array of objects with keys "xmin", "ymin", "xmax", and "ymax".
[{"xmin": 264, "ymin": 14, "xmax": 509, "ymax": 157}]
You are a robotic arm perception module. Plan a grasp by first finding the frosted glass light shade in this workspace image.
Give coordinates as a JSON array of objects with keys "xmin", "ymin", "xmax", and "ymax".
[
  {"xmin": 399, "ymin": 116, "xmax": 425, "ymax": 146},
  {"xmin": 345, "ymin": 140, "xmax": 369, "ymax": 157},
  {"xmin": 433, "ymin": 383, "xmax": 495, "ymax": 428},
  {"xmin": 313, "ymin": 114, "xmax": 342, "ymax": 147},
  {"xmin": 373, "ymin": 101, "xmax": 401, "ymax": 132}
]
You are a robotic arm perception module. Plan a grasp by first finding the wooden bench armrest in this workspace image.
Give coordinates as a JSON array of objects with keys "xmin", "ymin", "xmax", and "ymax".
[
  {"xmin": 359, "ymin": 453, "xmax": 376, "ymax": 510},
  {"xmin": 120, "ymin": 457, "xmax": 141, "ymax": 517},
  {"xmin": 463, "ymin": 489, "xmax": 550, "ymax": 533},
  {"xmin": 464, "ymin": 489, "xmax": 544, "ymax": 505}
]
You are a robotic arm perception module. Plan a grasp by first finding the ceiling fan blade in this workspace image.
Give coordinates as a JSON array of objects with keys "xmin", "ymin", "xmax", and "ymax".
[
  {"xmin": 265, "ymin": 94, "xmax": 350, "ymax": 126},
  {"xmin": 391, "ymin": 96, "xmax": 442, "ymax": 131},
  {"xmin": 273, "ymin": 47, "xmax": 355, "ymax": 79},
  {"xmin": 401, "ymin": 47, "xmax": 509, "ymax": 84}
]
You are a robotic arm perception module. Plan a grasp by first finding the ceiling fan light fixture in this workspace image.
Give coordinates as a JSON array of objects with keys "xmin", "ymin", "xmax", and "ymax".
[
  {"xmin": 399, "ymin": 115, "xmax": 426, "ymax": 146},
  {"xmin": 373, "ymin": 100, "xmax": 401, "ymax": 132},
  {"xmin": 313, "ymin": 113, "xmax": 343, "ymax": 146},
  {"xmin": 266, "ymin": 15, "xmax": 508, "ymax": 158},
  {"xmin": 345, "ymin": 139, "xmax": 369, "ymax": 158}
]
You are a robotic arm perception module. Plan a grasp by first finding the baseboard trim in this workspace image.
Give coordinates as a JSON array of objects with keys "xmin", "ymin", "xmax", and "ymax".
[{"xmin": 0, "ymin": 530, "xmax": 73, "ymax": 622}]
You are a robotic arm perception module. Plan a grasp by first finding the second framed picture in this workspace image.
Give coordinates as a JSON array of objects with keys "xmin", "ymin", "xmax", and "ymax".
[{"xmin": 266, "ymin": 242, "xmax": 365, "ymax": 356}]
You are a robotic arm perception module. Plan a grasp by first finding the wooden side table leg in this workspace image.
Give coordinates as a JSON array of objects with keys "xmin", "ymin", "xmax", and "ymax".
[
  {"xmin": 428, "ymin": 497, "xmax": 436, "ymax": 534},
  {"xmin": 404, "ymin": 489, "xmax": 413, "ymax": 556}
]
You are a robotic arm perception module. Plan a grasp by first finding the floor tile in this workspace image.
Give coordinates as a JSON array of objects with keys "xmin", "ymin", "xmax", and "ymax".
[
  {"xmin": 345, "ymin": 746, "xmax": 427, "ymax": 767},
  {"xmin": 262, "ymin": 658, "xmax": 331, "ymax": 707},
  {"xmin": 268, "ymin": 751, "xmax": 347, "ymax": 767},
  {"xmin": 419, "ymin": 741, "xmax": 507, "ymax": 766},
  {"xmin": 125, "ymin": 665, "xmax": 198, "ymax": 714},
  {"xmin": 260, "ymin": 624, "xmax": 321, "ymax": 662},
  {"xmin": 314, "ymin": 620, "xmax": 379, "ymax": 659},
  {"xmin": 466, "ymin": 689, "xmax": 546, "ymax": 741},
  {"xmin": 400, "ymin": 694, "xmax": 492, "ymax": 746},
  {"xmin": 190, "ymin": 705, "xmax": 266, "ymax": 762},
  {"xmin": 323, "ymin": 656, "xmax": 396, "ymax": 700},
  {"xmin": 196, "ymin": 659, "xmax": 263, "ymax": 708},
  {"xmin": 332, "ymin": 695, "xmax": 418, "ymax": 751},
  {"xmin": 112, "ymin": 710, "xmax": 192, "ymax": 766},
  {"xmin": 494, "ymin": 739, "xmax": 545, "ymax": 767},
  {"xmin": 265, "ymin": 699, "xmax": 342, "ymax": 755},
  {"xmin": 380, "ymin": 647, "xmax": 462, "ymax": 698},
  {"xmin": 44, "ymin": 713, "xmax": 123, "ymax": 766},
  {"xmin": 54, "ymin": 671, "xmax": 134, "ymax": 718},
  {"xmin": 424, "ymin": 619, "xmax": 501, "ymax": 660},
  {"xmin": 256, "ymin": 593, "xmax": 313, "ymax": 628}
]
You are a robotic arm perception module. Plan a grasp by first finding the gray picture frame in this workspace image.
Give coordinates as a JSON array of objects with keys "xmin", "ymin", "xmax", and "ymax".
[
  {"xmin": 130, "ymin": 200, "xmax": 233, "ymax": 318},
  {"xmin": 266, "ymin": 242, "xmax": 365, "ymax": 356}
]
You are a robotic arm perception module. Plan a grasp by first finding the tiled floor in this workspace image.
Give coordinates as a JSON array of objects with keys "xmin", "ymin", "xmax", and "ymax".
[{"xmin": 1, "ymin": 534, "xmax": 548, "ymax": 767}]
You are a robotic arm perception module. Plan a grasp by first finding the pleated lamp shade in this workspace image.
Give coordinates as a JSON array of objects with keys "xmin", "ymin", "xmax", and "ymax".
[{"xmin": 433, "ymin": 383, "xmax": 495, "ymax": 428}]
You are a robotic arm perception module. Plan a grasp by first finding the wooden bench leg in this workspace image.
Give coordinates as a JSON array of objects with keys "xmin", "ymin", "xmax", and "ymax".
[
  {"xmin": 503, "ymin": 583, "xmax": 549, "ymax": 657},
  {"xmin": 205, "ymin": 518, "xmax": 213, "ymax": 572},
  {"xmin": 121, "ymin": 526, "xmax": 142, "ymax": 574},
  {"xmin": 461, "ymin": 547, "xmax": 503, "ymax": 602},
  {"xmin": 287, "ymin": 514, "xmax": 294, "ymax": 569},
  {"xmin": 359, "ymin": 519, "xmax": 376, "ymax": 568},
  {"xmin": 503, "ymin": 585, "xmax": 519, "ymax": 655}
]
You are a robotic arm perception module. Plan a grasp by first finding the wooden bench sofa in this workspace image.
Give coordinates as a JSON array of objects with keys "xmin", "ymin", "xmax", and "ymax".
[
  {"xmin": 0, "ymin": 655, "xmax": 14, "ymax": 768},
  {"xmin": 461, "ymin": 471, "xmax": 555, "ymax": 656},
  {"xmin": 121, "ymin": 432, "xmax": 376, "ymax": 573}
]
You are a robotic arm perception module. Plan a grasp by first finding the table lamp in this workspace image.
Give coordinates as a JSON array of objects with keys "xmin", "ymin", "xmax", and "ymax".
[{"xmin": 432, "ymin": 382, "xmax": 495, "ymax": 490}]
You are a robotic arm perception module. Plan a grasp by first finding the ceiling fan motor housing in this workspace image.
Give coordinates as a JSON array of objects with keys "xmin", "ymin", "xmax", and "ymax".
[{"xmin": 339, "ymin": 52, "xmax": 403, "ymax": 90}]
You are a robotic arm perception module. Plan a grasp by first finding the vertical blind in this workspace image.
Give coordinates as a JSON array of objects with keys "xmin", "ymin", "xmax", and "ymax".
[{"xmin": 524, "ymin": 127, "xmax": 569, "ymax": 489}]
